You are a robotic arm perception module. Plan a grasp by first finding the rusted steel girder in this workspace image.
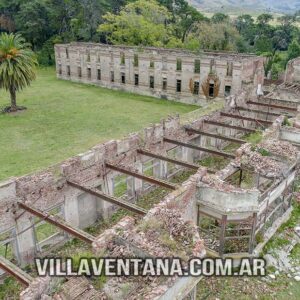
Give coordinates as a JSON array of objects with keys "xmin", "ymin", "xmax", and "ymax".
[
  {"xmin": 264, "ymin": 97, "xmax": 298, "ymax": 107},
  {"xmin": 185, "ymin": 127, "xmax": 245, "ymax": 144},
  {"xmin": 0, "ymin": 256, "xmax": 33, "ymax": 286},
  {"xmin": 18, "ymin": 202, "xmax": 95, "ymax": 244},
  {"xmin": 220, "ymin": 112, "xmax": 273, "ymax": 125},
  {"xmin": 67, "ymin": 180, "xmax": 147, "ymax": 216},
  {"xmin": 163, "ymin": 138, "xmax": 235, "ymax": 159},
  {"xmin": 204, "ymin": 120, "xmax": 256, "ymax": 133},
  {"xmin": 137, "ymin": 148, "xmax": 215, "ymax": 174},
  {"xmin": 105, "ymin": 163, "xmax": 178, "ymax": 190},
  {"xmin": 247, "ymin": 101, "xmax": 297, "ymax": 112},
  {"xmin": 235, "ymin": 107, "xmax": 281, "ymax": 117}
]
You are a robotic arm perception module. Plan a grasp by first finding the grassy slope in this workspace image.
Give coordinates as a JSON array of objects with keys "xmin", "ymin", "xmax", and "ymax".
[{"xmin": 0, "ymin": 68, "xmax": 197, "ymax": 181}]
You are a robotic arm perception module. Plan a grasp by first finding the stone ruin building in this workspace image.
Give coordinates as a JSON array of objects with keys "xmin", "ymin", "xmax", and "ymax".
[
  {"xmin": 54, "ymin": 43, "xmax": 265, "ymax": 105},
  {"xmin": 0, "ymin": 45, "xmax": 300, "ymax": 299}
]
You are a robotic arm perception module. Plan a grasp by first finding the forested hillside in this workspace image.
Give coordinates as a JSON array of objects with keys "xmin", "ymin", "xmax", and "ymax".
[
  {"xmin": 1, "ymin": 0, "xmax": 300, "ymax": 78},
  {"xmin": 188, "ymin": 0, "xmax": 300, "ymax": 14}
]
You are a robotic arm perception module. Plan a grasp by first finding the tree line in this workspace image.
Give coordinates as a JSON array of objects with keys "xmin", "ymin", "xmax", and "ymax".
[{"xmin": 1, "ymin": 0, "xmax": 300, "ymax": 78}]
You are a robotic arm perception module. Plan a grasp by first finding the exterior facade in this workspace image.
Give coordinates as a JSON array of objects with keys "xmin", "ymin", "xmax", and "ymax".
[{"xmin": 55, "ymin": 42, "xmax": 264, "ymax": 105}]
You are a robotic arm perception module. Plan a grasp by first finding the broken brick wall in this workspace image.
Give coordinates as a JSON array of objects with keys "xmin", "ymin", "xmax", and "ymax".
[{"xmin": 285, "ymin": 57, "xmax": 300, "ymax": 84}]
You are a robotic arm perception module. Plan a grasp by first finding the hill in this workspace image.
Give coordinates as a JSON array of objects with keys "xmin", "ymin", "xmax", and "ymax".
[{"xmin": 188, "ymin": 0, "xmax": 300, "ymax": 14}]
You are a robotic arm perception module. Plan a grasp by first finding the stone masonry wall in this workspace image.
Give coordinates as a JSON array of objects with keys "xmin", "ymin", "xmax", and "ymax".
[{"xmin": 55, "ymin": 43, "xmax": 264, "ymax": 105}]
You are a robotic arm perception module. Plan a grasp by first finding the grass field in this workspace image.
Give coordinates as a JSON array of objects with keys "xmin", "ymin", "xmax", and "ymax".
[{"xmin": 0, "ymin": 68, "xmax": 198, "ymax": 181}]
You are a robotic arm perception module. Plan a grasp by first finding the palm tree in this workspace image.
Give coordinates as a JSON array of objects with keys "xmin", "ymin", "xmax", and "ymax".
[{"xmin": 0, "ymin": 33, "xmax": 38, "ymax": 112}]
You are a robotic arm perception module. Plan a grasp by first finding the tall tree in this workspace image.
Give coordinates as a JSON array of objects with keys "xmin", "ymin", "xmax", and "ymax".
[
  {"xmin": 15, "ymin": 0, "xmax": 51, "ymax": 50},
  {"xmin": 211, "ymin": 13, "xmax": 229, "ymax": 23},
  {"xmin": 287, "ymin": 39, "xmax": 300, "ymax": 62},
  {"xmin": 0, "ymin": 33, "xmax": 37, "ymax": 112},
  {"xmin": 158, "ymin": 0, "xmax": 205, "ymax": 42},
  {"xmin": 98, "ymin": 0, "xmax": 175, "ymax": 47}
]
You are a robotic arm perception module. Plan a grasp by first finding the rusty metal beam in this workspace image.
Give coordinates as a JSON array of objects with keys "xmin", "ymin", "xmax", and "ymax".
[
  {"xmin": 138, "ymin": 149, "xmax": 198, "ymax": 170},
  {"xmin": 204, "ymin": 120, "xmax": 256, "ymax": 133},
  {"xmin": 0, "ymin": 256, "xmax": 33, "ymax": 287},
  {"xmin": 264, "ymin": 97, "xmax": 298, "ymax": 107},
  {"xmin": 163, "ymin": 138, "xmax": 235, "ymax": 159},
  {"xmin": 236, "ymin": 107, "xmax": 281, "ymax": 117},
  {"xmin": 185, "ymin": 127, "xmax": 245, "ymax": 144},
  {"xmin": 247, "ymin": 101, "xmax": 297, "ymax": 112},
  {"xmin": 137, "ymin": 148, "xmax": 215, "ymax": 174},
  {"xmin": 67, "ymin": 180, "xmax": 147, "ymax": 216},
  {"xmin": 105, "ymin": 163, "xmax": 177, "ymax": 190},
  {"xmin": 220, "ymin": 112, "xmax": 273, "ymax": 125},
  {"xmin": 18, "ymin": 202, "xmax": 95, "ymax": 244}
]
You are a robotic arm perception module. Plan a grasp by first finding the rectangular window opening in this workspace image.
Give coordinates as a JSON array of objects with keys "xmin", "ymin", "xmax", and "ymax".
[
  {"xmin": 193, "ymin": 81, "xmax": 199, "ymax": 95},
  {"xmin": 134, "ymin": 54, "xmax": 139, "ymax": 67},
  {"xmin": 210, "ymin": 59, "xmax": 215, "ymax": 73},
  {"xmin": 66, "ymin": 48, "xmax": 69, "ymax": 59},
  {"xmin": 176, "ymin": 79, "xmax": 182, "ymax": 93},
  {"xmin": 121, "ymin": 72, "xmax": 126, "ymax": 84},
  {"xmin": 113, "ymin": 174, "xmax": 128, "ymax": 198},
  {"xmin": 111, "ymin": 71, "xmax": 115, "ymax": 82},
  {"xmin": 150, "ymin": 60, "xmax": 154, "ymax": 68},
  {"xmin": 0, "ymin": 230, "xmax": 15, "ymax": 261},
  {"xmin": 162, "ymin": 78, "xmax": 167, "ymax": 90},
  {"xmin": 121, "ymin": 53, "xmax": 125, "ymax": 65},
  {"xmin": 97, "ymin": 69, "xmax": 101, "ymax": 81},
  {"xmin": 227, "ymin": 62, "xmax": 233, "ymax": 76},
  {"xmin": 87, "ymin": 68, "xmax": 91, "ymax": 80},
  {"xmin": 78, "ymin": 67, "xmax": 82, "ymax": 78},
  {"xmin": 176, "ymin": 58, "xmax": 182, "ymax": 71},
  {"xmin": 135, "ymin": 74, "xmax": 139, "ymax": 86},
  {"xmin": 150, "ymin": 76, "xmax": 154, "ymax": 89},
  {"xmin": 194, "ymin": 59, "xmax": 200, "ymax": 73},
  {"xmin": 225, "ymin": 85, "xmax": 232, "ymax": 97},
  {"xmin": 67, "ymin": 65, "xmax": 70, "ymax": 76},
  {"xmin": 34, "ymin": 206, "xmax": 64, "ymax": 251}
]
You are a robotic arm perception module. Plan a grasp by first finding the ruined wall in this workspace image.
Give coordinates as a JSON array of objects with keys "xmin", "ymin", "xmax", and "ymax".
[
  {"xmin": 55, "ymin": 43, "xmax": 264, "ymax": 105},
  {"xmin": 285, "ymin": 57, "xmax": 300, "ymax": 84}
]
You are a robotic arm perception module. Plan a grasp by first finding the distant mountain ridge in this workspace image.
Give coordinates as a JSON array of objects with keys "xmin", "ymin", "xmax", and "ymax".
[{"xmin": 188, "ymin": 0, "xmax": 300, "ymax": 13}]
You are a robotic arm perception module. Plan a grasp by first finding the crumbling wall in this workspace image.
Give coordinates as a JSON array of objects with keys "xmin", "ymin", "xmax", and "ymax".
[
  {"xmin": 55, "ymin": 42, "xmax": 263, "ymax": 105},
  {"xmin": 285, "ymin": 57, "xmax": 300, "ymax": 84},
  {"xmin": 1, "ymin": 112, "xmax": 224, "ymax": 265}
]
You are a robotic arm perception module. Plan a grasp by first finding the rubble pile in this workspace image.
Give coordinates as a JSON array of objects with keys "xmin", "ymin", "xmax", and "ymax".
[
  {"xmin": 201, "ymin": 174, "xmax": 246, "ymax": 192},
  {"xmin": 103, "ymin": 273, "xmax": 176, "ymax": 300},
  {"xmin": 259, "ymin": 139, "xmax": 298, "ymax": 161},
  {"xmin": 120, "ymin": 205, "xmax": 205, "ymax": 260},
  {"xmin": 235, "ymin": 144, "xmax": 285, "ymax": 178}
]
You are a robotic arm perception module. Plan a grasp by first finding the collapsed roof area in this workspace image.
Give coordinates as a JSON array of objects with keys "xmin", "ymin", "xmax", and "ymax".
[{"xmin": 1, "ymin": 60, "xmax": 300, "ymax": 299}]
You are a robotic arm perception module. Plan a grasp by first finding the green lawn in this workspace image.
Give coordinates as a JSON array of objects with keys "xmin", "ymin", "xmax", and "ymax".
[{"xmin": 0, "ymin": 68, "xmax": 197, "ymax": 181}]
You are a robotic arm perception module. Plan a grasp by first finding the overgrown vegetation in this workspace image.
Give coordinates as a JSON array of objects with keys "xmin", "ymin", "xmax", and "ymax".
[
  {"xmin": 283, "ymin": 116, "xmax": 292, "ymax": 127},
  {"xmin": 244, "ymin": 131, "xmax": 263, "ymax": 145},
  {"xmin": 0, "ymin": 277, "xmax": 22, "ymax": 300}
]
